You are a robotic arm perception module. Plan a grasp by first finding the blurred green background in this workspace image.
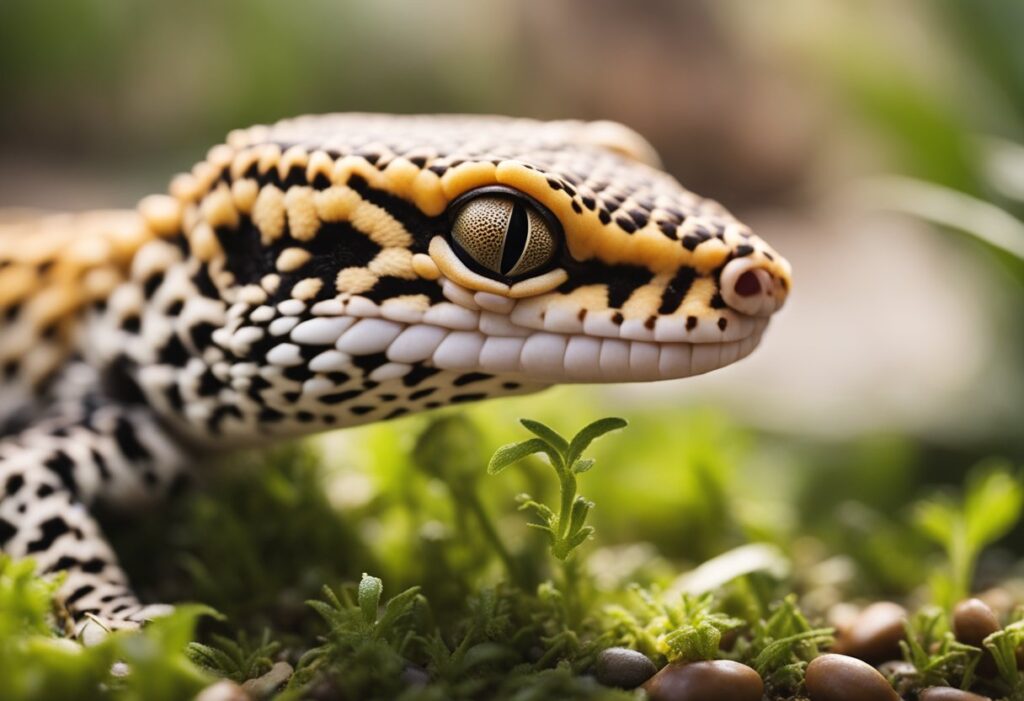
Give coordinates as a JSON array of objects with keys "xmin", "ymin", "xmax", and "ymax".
[{"xmin": 2, "ymin": 0, "xmax": 1024, "ymax": 607}]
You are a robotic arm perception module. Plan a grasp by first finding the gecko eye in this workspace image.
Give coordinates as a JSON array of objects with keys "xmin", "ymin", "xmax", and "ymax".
[{"xmin": 448, "ymin": 187, "xmax": 560, "ymax": 280}]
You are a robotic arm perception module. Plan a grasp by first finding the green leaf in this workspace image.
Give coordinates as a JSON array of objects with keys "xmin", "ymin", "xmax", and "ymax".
[
  {"xmin": 526, "ymin": 522, "xmax": 556, "ymax": 545},
  {"xmin": 487, "ymin": 438, "xmax": 550, "ymax": 475},
  {"xmin": 571, "ymin": 458, "xmax": 595, "ymax": 474},
  {"xmin": 565, "ymin": 526, "xmax": 594, "ymax": 551},
  {"xmin": 461, "ymin": 642, "xmax": 518, "ymax": 672},
  {"xmin": 858, "ymin": 175, "xmax": 1024, "ymax": 263},
  {"xmin": 516, "ymin": 494, "xmax": 556, "ymax": 524},
  {"xmin": 375, "ymin": 586, "xmax": 422, "ymax": 637},
  {"xmin": 753, "ymin": 629, "xmax": 835, "ymax": 676},
  {"xmin": 185, "ymin": 630, "xmax": 278, "ymax": 682},
  {"xmin": 568, "ymin": 496, "xmax": 592, "ymax": 536},
  {"xmin": 519, "ymin": 419, "xmax": 569, "ymax": 455},
  {"xmin": 186, "ymin": 642, "xmax": 235, "ymax": 676},
  {"xmin": 964, "ymin": 464, "xmax": 1023, "ymax": 550},
  {"xmin": 662, "ymin": 620, "xmax": 723, "ymax": 662},
  {"xmin": 358, "ymin": 573, "xmax": 383, "ymax": 625},
  {"xmin": 984, "ymin": 619, "xmax": 1024, "ymax": 686},
  {"xmin": 565, "ymin": 417, "xmax": 627, "ymax": 468},
  {"xmin": 912, "ymin": 498, "xmax": 957, "ymax": 547}
]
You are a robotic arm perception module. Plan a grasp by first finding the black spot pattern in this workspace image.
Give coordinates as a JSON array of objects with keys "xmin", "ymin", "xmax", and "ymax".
[{"xmin": 26, "ymin": 517, "xmax": 72, "ymax": 553}]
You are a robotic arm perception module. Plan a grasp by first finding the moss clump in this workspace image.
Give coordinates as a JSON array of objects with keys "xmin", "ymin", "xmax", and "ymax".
[{"xmin": 6, "ymin": 410, "xmax": 1024, "ymax": 700}]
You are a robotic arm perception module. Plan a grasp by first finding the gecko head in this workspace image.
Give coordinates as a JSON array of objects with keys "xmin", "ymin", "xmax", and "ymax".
[
  {"xmin": 175, "ymin": 114, "xmax": 790, "ymax": 431},
  {"xmin": 420, "ymin": 159, "xmax": 791, "ymax": 383}
]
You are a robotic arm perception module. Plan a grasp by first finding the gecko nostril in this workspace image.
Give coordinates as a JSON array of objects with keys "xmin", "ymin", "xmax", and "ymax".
[
  {"xmin": 720, "ymin": 257, "xmax": 787, "ymax": 317},
  {"xmin": 735, "ymin": 270, "xmax": 762, "ymax": 297}
]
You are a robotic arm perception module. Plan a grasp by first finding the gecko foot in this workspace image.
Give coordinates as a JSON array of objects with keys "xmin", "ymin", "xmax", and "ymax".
[{"xmin": 75, "ymin": 603, "xmax": 177, "ymax": 646}]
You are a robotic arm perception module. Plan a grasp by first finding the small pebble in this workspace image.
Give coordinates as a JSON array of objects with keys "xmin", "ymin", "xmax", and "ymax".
[
  {"xmin": 595, "ymin": 647, "xmax": 657, "ymax": 689},
  {"xmin": 834, "ymin": 601, "xmax": 907, "ymax": 663},
  {"xmin": 195, "ymin": 680, "xmax": 251, "ymax": 701},
  {"xmin": 876, "ymin": 660, "xmax": 915, "ymax": 678},
  {"xmin": 876, "ymin": 660, "xmax": 917, "ymax": 696},
  {"xmin": 642, "ymin": 660, "xmax": 763, "ymax": 701},
  {"xmin": 952, "ymin": 598, "xmax": 1000, "ymax": 647},
  {"xmin": 400, "ymin": 664, "xmax": 430, "ymax": 687},
  {"xmin": 241, "ymin": 661, "xmax": 292, "ymax": 699},
  {"xmin": 305, "ymin": 679, "xmax": 342, "ymax": 701},
  {"xmin": 919, "ymin": 687, "xmax": 992, "ymax": 701},
  {"xmin": 804, "ymin": 654, "xmax": 899, "ymax": 701}
]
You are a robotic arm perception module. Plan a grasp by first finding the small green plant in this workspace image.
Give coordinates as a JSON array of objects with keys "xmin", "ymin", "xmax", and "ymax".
[
  {"xmin": 488, "ymin": 417, "xmax": 627, "ymax": 626},
  {"xmin": 187, "ymin": 629, "xmax": 280, "ymax": 682},
  {"xmin": 289, "ymin": 573, "xmax": 424, "ymax": 696},
  {"xmin": 983, "ymin": 608, "xmax": 1024, "ymax": 696},
  {"xmin": 488, "ymin": 417, "xmax": 627, "ymax": 561},
  {"xmin": 743, "ymin": 595, "xmax": 833, "ymax": 693},
  {"xmin": 0, "ymin": 554, "xmax": 213, "ymax": 701},
  {"xmin": 600, "ymin": 588, "xmax": 717, "ymax": 664},
  {"xmin": 899, "ymin": 606, "xmax": 980, "ymax": 690},
  {"xmin": 7, "ymin": 406, "xmax": 1024, "ymax": 700},
  {"xmin": 912, "ymin": 462, "xmax": 1024, "ymax": 608}
]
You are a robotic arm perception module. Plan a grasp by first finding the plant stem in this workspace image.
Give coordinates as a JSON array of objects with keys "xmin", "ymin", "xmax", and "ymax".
[
  {"xmin": 465, "ymin": 487, "xmax": 521, "ymax": 586},
  {"xmin": 557, "ymin": 470, "xmax": 577, "ymax": 542},
  {"xmin": 951, "ymin": 515, "xmax": 970, "ymax": 605},
  {"xmin": 561, "ymin": 555, "xmax": 584, "ymax": 628}
]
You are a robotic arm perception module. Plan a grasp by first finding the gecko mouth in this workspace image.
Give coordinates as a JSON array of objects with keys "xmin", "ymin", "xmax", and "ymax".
[
  {"xmin": 255, "ymin": 283, "xmax": 770, "ymax": 386},
  {"xmin": 391, "ymin": 326, "xmax": 768, "ymax": 383}
]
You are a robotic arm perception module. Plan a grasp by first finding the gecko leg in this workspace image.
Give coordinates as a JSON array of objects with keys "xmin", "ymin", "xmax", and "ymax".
[{"xmin": 0, "ymin": 397, "xmax": 192, "ymax": 641}]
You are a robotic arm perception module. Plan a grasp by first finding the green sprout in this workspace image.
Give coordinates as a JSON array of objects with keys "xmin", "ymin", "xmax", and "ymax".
[
  {"xmin": 290, "ymin": 574, "xmax": 424, "ymax": 695},
  {"xmin": 983, "ymin": 610, "xmax": 1024, "ymax": 695},
  {"xmin": 186, "ymin": 629, "xmax": 280, "ymax": 682},
  {"xmin": 488, "ymin": 417, "xmax": 627, "ymax": 562},
  {"xmin": 744, "ymin": 595, "xmax": 833, "ymax": 693},
  {"xmin": 304, "ymin": 573, "xmax": 422, "ymax": 657},
  {"xmin": 912, "ymin": 462, "xmax": 1023, "ymax": 608},
  {"xmin": 488, "ymin": 417, "xmax": 626, "ymax": 629},
  {"xmin": 655, "ymin": 592, "xmax": 745, "ymax": 663},
  {"xmin": 899, "ymin": 606, "xmax": 980, "ymax": 690}
]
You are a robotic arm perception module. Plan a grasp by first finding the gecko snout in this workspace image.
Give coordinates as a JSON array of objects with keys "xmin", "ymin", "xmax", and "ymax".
[{"xmin": 719, "ymin": 256, "xmax": 789, "ymax": 317}]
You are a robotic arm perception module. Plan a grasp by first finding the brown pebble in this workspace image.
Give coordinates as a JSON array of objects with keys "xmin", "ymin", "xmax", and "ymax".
[
  {"xmin": 919, "ymin": 687, "xmax": 992, "ymax": 701},
  {"xmin": 952, "ymin": 598, "xmax": 1000, "ymax": 647},
  {"xmin": 805, "ymin": 654, "xmax": 899, "ymax": 701},
  {"xmin": 642, "ymin": 660, "xmax": 763, "ymax": 701},
  {"xmin": 834, "ymin": 602, "xmax": 907, "ymax": 663},
  {"xmin": 876, "ymin": 660, "xmax": 915, "ymax": 678},
  {"xmin": 876, "ymin": 659, "xmax": 917, "ymax": 696}
]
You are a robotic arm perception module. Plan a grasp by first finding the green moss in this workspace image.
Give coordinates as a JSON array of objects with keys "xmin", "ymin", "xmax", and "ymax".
[{"xmin": 6, "ymin": 409, "xmax": 1024, "ymax": 700}]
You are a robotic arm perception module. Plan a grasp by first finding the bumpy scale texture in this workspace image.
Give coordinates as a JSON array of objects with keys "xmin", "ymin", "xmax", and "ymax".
[{"xmin": 0, "ymin": 114, "xmax": 791, "ymax": 637}]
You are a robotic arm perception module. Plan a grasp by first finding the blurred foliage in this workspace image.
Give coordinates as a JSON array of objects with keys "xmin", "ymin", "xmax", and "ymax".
[
  {"xmin": 0, "ymin": 0, "xmax": 518, "ymax": 173},
  {"xmin": 3, "ymin": 0, "xmax": 1024, "ymax": 698},
  {"xmin": 913, "ymin": 463, "xmax": 1024, "ymax": 608},
  {"xmin": 0, "ymin": 556, "xmax": 211, "ymax": 701},
  {"xmin": 791, "ymin": 0, "xmax": 1024, "ymax": 285},
  {"xmin": 8, "ymin": 409, "xmax": 1023, "ymax": 699}
]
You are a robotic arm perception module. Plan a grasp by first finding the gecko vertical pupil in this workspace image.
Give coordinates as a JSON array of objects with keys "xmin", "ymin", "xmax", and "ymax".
[
  {"xmin": 449, "ymin": 188, "xmax": 559, "ymax": 281},
  {"xmin": 500, "ymin": 202, "xmax": 529, "ymax": 275}
]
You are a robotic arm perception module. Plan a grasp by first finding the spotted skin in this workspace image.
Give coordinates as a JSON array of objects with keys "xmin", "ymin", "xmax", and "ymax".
[{"xmin": 0, "ymin": 114, "xmax": 790, "ymax": 637}]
